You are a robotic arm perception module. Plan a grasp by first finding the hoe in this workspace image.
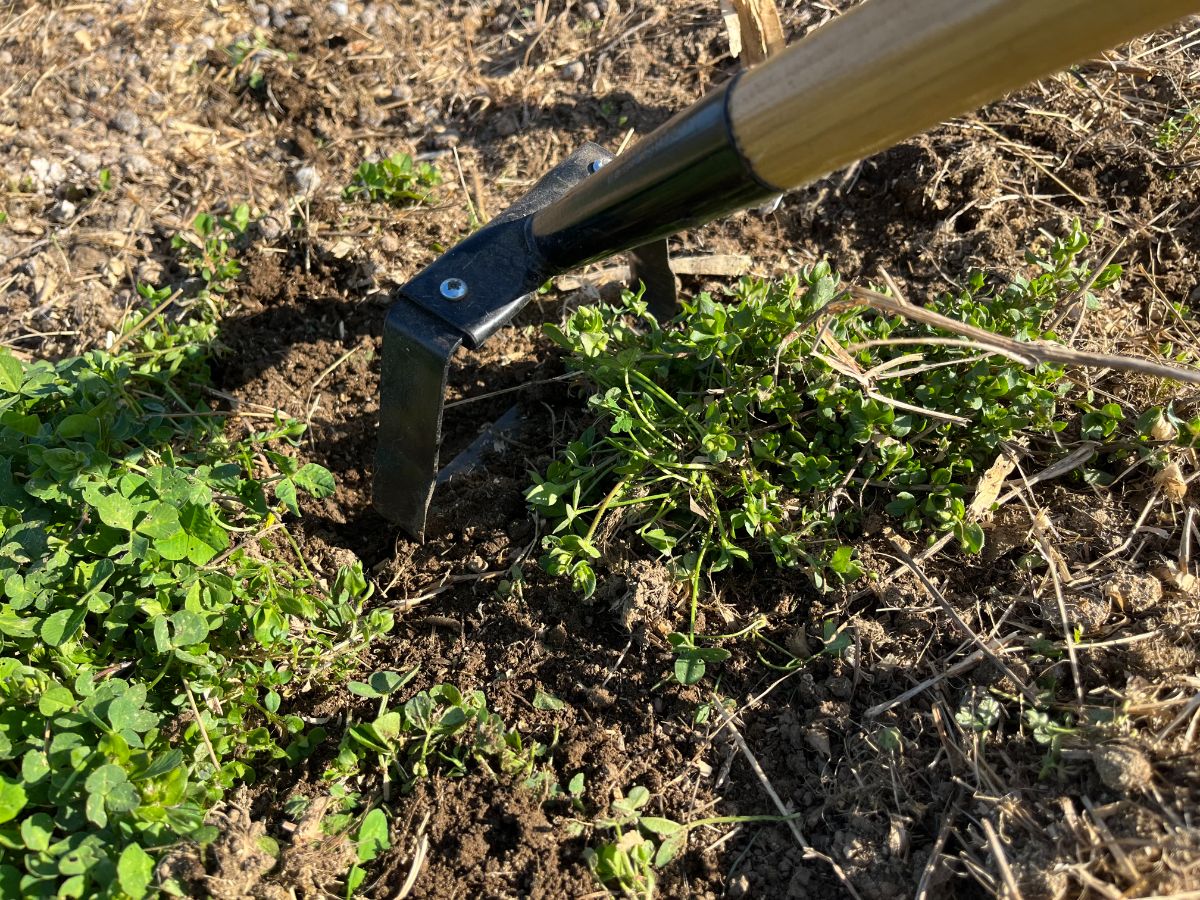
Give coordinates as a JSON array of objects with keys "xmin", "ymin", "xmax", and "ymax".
[{"xmin": 374, "ymin": 0, "xmax": 1200, "ymax": 538}]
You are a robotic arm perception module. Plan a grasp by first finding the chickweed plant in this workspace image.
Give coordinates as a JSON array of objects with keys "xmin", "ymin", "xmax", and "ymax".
[
  {"xmin": 0, "ymin": 207, "xmax": 391, "ymax": 898},
  {"xmin": 528, "ymin": 225, "xmax": 1179, "ymax": 610}
]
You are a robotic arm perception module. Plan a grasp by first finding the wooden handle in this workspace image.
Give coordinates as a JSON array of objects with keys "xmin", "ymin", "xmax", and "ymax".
[{"xmin": 729, "ymin": 0, "xmax": 1200, "ymax": 190}]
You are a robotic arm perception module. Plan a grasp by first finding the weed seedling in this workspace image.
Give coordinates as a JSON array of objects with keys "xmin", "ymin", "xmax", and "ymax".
[
  {"xmin": 571, "ymin": 783, "xmax": 800, "ymax": 899},
  {"xmin": 343, "ymin": 154, "xmax": 441, "ymax": 206},
  {"xmin": 328, "ymin": 679, "xmax": 550, "ymax": 790}
]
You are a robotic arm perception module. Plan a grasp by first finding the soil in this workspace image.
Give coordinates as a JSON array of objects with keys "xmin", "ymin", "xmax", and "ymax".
[{"xmin": 3, "ymin": 2, "xmax": 1200, "ymax": 898}]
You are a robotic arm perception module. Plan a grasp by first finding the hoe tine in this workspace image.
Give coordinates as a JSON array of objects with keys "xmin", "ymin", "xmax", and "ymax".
[
  {"xmin": 628, "ymin": 238, "xmax": 677, "ymax": 321},
  {"xmin": 373, "ymin": 144, "xmax": 614, "ymax": 538},
  {"xmin": 373, "ymin": 301, "xmax": 462, "ymax": 539}
]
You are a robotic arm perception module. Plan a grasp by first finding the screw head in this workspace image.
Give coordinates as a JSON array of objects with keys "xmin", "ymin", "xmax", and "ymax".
[
  {"xmin": 439, "ymin": 277, "xmax": 468, "ymax": 301},
  {"xmin": 588, "ymin": 158, "xmax": 607, "ymax": 174}
]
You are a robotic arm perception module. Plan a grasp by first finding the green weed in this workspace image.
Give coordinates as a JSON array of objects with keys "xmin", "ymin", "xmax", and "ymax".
[
  {"xmin": 170, "ymin": 204, "xmax": 251, "ymax": 293},
  {"xmin": 569, "ymin": 781, "xmax": 795, "ymax": 899},
  {"xmin": 1155, "ymin": 106, "xmax": 1198, "ymax": 152},
  {"xmin": 325, "ymin": 674, "xmax": 550, "ymax": 790},
  {"xmin": 0, "ymin": 209, "xmax": 390, "ymax": 899},
  {"xmin": 343, "ymin": 154, "xmax": 441, "ymax": 206},
  {"xmin": 528, "ymin": 227, "xmax": 1132, "ymax": 604}
]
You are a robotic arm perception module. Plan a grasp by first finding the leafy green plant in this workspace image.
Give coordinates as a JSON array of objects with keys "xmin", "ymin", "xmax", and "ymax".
[
  {"xmin": 345, "ymin": 807, "xmax": 390, "ymax": 899},
  {"xmin": 0, "ymin": 209, "xmax": 390, "ymax": 899},
  {"xmin": 326, "ymin": 676, "xmax": 550, "ymax": 790},
  {"xmin": 571, "ymin": 783, "xmax": 794, "ymax": 899},
  {"xmin": 170, "ymin": 204, "xmax": 252, "ymax": 293},
  {"xmin": 529, "ymin": 227, "xmax": 1130, "ymax": 601},
  {"xmin": 1155, "ymin": 106, "xmax": 1198, "ymax": 152},
  {"xmin": 343, "ymin": 154, "xmax": 441, "ymax": 206}
]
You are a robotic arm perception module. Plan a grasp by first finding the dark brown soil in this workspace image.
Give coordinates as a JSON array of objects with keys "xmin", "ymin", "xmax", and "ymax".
[{"xmin": 4, "ymin": 1, "xmax": 1199, "ymax": 898}]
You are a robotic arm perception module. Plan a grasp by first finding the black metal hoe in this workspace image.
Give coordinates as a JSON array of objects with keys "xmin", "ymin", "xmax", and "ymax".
[{"xmin": 374, "ymin": 0, "xmax": 1200, "ymax": 538}]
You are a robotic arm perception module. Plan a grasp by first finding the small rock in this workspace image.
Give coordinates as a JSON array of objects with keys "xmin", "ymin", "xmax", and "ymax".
[
  {"xmin": 102, "ymin": 258, "xmax": 125, "ymax": 286},
  {"xmin": 64, "ymin": 101, "xmax": 86, "ymax": 120},
  {"xmin": 328, "ymin": 0, "xmax": 349, "ymax": 16},
  {"xmin": 140, "ymin": 124, "xmax": 163, "ymax": 144},
  {"xmin": 136, "ymin": 259, "xmax": 165, "ymax": 285},
  {"xmin": 826, "ymin": 675, "xmax": 852, "ymax": 699},
  {"xmin": 390, "ymin": 83, "xmax": 413, "ymax": 102},
  {"xmin": 110, "ymin": 109, "xmax": 140, "ymax": 134},
  {"xmin": 49, "ymin": 199, "xmax": 76, "ymax": 223},
  {"xmin": 293, "ymin": 165, "xmax": 321, "ymax": 195},
  {"xmin": 1104, "ymin": 572, "xmax": 1163, "ymax": 613},
  {"xmin": 728, "ymin": 873, "xmax": 751, "ymax": 898},
  {"xmin": 123, "ymin": 154, "xmax": 153, "ymax": 177},
  {"xmin": 559, "ymin": 60, "xmax": 585, "ymax": 81},
  {"xmin": 73, "ymin": 152, "xmax": 101, "ymax": 174},
  {"xmin": 804, "ymin": 727, "xmax": 831, "ymax": 757},
  {"xmin": 1154, "ymin": 461, "xmax": 1187, "ymax": 502},
  {"xmin": 494, "ymin": 111, "xmax": 519, "ymax": 137},
  {"xmin": 464, "ymin": 555, "xmax": 487, "ymax": 574},
  {"xmin": 583, "ymin": 2, "xmax": 601, "ymax": 21},
  {"xmin": 585, "ymin": 685, "xmax": 615, "ymax": 708},
  {"xmin": 431, "ymin": 130, "xmax": 460, "ymax": 149},
  {"xmin": 256, "ymin": 216, "xmax": 283, "ymax": 242},
  {"xmin": 1093, "ymin": 745, "xmax": 1153, "ymax": 793},
  {"xmin": 0, "ymin": 50, "xmax": 12, "ymax": 65}
]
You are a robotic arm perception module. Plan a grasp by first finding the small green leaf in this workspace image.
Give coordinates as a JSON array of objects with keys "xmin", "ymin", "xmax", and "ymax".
[
  {"xmin": 674, "ymin": 655, "xmax": 706, "ymax": 686},
  {"xmin": 169, "ymin": 609, "xmax": 210, "ymax": 647},
  {"xmin": 655, "ymin": 828, "xmax": 688, "ymax": 867},
  {"xmin": 639, "ymin": 816, "xmax": 681, "ymax": 837},
  {"xmin": 0, "ymin": 352, "xmax": 23, "ymax": 393},
  {"xmin": 38, "ymin": 684, "xmax": 75, "ymax": 716},
  {"xmin": 0, "ymin": 777, "xmax": 28, "ymax": 824},
  {"xmin": 20, "ymin": 813, "xmax": 54, "ymax": 852},
  {"xmin": 276, "ymin": 477, "xmax": 300, "ymax": 515},
  {"xmin": 293, "ymin": 463, "xmax": 335, "ymax": 498},
  {"xmin": 94, "ymin": 492, "xmax": 138, "ymax": 531},
  {"xmin": 41, "ymin": 606, "xmax": 87, "ymax": 647},
  {"xmin": 533, "ymin": 690, "xmax": 565, "ymax": 711},
  {"xmin": 356, "ymin": 808, "xmax": 389, "ymax": 863},
  {"xmin": 117, "ymin": 844, "xmax": 155, "ymax": 899},
  {"xmin": 137, "ymin": 503, "xmax": 181, "ymax": 540}
]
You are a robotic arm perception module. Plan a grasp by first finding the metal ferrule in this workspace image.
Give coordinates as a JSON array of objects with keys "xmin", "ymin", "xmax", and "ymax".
[{"xmin": 529, "ymin": 73, "xmax": 780, "ymax": 270}]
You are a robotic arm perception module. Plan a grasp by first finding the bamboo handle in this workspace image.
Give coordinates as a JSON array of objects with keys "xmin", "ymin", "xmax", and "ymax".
[{"xmin": 729, "ymin": 0, "xmax": 1200, "ymax": 190}]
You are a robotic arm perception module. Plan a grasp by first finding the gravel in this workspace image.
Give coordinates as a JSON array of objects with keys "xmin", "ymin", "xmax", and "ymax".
[{"xmin": 109, "ymin": 109, "xmax": 140, "ymax": 134}]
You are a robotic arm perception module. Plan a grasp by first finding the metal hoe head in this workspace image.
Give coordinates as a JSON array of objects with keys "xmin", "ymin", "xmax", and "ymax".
[{"xmin": 373, "ymin": 143, "xmax": 676, "ymax": 538}]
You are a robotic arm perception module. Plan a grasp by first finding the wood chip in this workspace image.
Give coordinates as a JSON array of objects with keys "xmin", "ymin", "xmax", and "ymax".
[
  {"xmin": 969, "ymin": 453, "xmax": 1017, "ymax": 519},
  {"xmin": 719, "ymin": 0, "xmax": 785, "ymax": 66}
]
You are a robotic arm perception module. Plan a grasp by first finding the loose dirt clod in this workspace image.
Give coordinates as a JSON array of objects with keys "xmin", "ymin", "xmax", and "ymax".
[{"xmin": 1093, "ymin": 745, "xmax": 1155, "ymax": 793}]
